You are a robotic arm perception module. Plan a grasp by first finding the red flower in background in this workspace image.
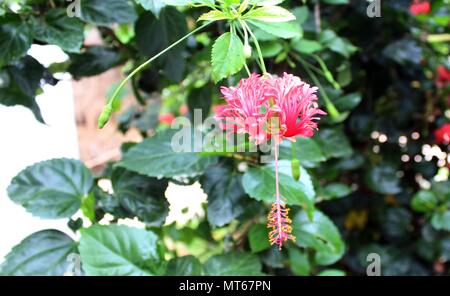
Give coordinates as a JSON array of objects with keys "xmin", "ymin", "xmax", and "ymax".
[
  {"xmin": 179, "ymin": 104, "xmax": 188, "ymax": 114},
  {"xmin": 409, "ymin": 1, "xmax": 430, "ymax": 15},
  {"xmin": 436, "ymin": 66, "xmax": 450, "ymax": 87},
  {"xmin": 434, "ymin": 123, "xmax": 450, "ymax": 144},
  {"xmin": 159, "ymin": 113, "xmax": 175, "ymax": 125}
]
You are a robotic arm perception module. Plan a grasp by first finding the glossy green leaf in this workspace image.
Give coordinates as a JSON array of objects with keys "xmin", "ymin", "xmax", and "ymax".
[
  {"xmin": 322, "ymin": 0, "xmax": 349, "ymax": 4},
  {"xmin": 136, "ymin": 0, "xmax": 166, "ymax": 16},
  {"xmin": 68, "ymin": 46, "xmax": 122, "ymax": 77},
  {"xmin": 79, "ymin": 224, "xmax": 164, "ymax": 276},
  {"xmin": 279, "ymin": 137, "xmax": 326, "ymax": 168},
  {"xmin": 321, "ymin": 183, "xmax": 352, "ymax": 200},
  {"xmin": 0, "ymin": 14, "xmax": 32, "ymax": 67},
  {"xmin": 135, "ymin": 8, "xmax": 188, "ymax": 81},
  {"xmin": 319, "ymin": 29, "xmax": 357, "ymax": 58},
  {"xmin": 291, "ymin": 38, "xmax": 323, "ymax": 54},
  {"xmin": 203, "ymin": 252, "xmax": 263, "ymax": 275},
  {"xmin": 117, "ymin": 129, "xmax": 217, "ymax": 177},
  {"xmin": 79, "ymin": 0, "xmax": 138, "ymax": 25},
  {"xmin": 411, "ymin": 190, "xmax": 438, "ymax": 212},
  {"xmin": 33, "ymin": 9, "xmax": 84, "ymax": 53},
  {"xmin": 248, "ymin": 223, "xmax": 271, "ymax": 253},
  {"xmin": 244, "ymin": 6, "xmax": 295, "ymax": 22},
  {"xmin": 165, "ymin": 256, "xmax": 202, "ymax": 275},
  {"xmin": 293, "ymin": 210, "xmax": 345, "ymax": 265},
  {"xmin": 211, "ymin": 32, "xmax": 245, "ymax": 82},
  {"xmin": 200, "ymin": 164, "xmax": 250, "ymax": 227},
  {"xmin": 112, "ymin": 168, "xmax": 169, "ymax": 226},
  {"xmin": 7, "ymin": 158, "xmax": 93, "ymax": 219},
  {"xmin": 365, "ymin": 165, "xmax": 401, "ymax": 195},
  {"xmin": 242, "ymin": 160, "xmax": 315, "ymax": 216},
  {"xmin": 431, "ymin": 211, "xmax": 450, "ymax": 231},
  {"xmin": 288, "ymin": 247, "xmax": 310, "ymax": 275},
  {"xmin": 247, "ymin": 20, "xmax": 301, "ymax": 39},
  {"xmin": 314, "ymin": 127, "xmax": 353, "ymax": 159},
  {"xmin": 0, "ymin": 230, "xmax": 77, "ymax": 276},
  {"xmin": 317, "ymin": 269, "xmax": 346, "ymax": 276}
]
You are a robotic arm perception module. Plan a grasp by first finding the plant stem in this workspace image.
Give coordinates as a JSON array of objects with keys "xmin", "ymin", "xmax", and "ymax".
[
  {"xmin": 242, "ymin": 21, "xmax": 267, "ymax": 74},
  {"xmin": 293, "ymin": 53, "xmax": 340, "ymax": 120},
  {"xmin": 131, "ymin": 74, "xmax": 145, "ymax": 106},
  {"xmin": 98, "ymin": 22, "xmax": 212, "ymax": 128}
]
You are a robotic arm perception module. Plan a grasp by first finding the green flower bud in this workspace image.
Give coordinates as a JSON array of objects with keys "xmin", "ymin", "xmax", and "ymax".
[
  {"xmin": 291, "ymin": 158, "xmax": 300, "ymax": 181},
  {"xmin": 97, "ymin": 105, "xmax": 112, "ymax": 129},
  {"xmin": 244, "ymin": 44, "xmax": 252, "ymax": 59}
]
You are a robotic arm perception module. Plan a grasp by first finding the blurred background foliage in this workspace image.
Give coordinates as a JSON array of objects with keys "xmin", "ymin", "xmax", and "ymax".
[{"xmin": 0, "ymin": 0, "xmax": 449, "ymax": 276}]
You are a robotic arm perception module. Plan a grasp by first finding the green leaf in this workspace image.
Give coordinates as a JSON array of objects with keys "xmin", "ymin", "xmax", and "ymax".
[
  {"xmin": 200, "ymin": 164, "xmax": 250, "ymax": 227},
  {"xmin": 68, "ymin": 46, "xmax": 122, "ymax": 77},
  {"xmin": 0, "ymin": 14, "xmax": 32, "ymax": 67},
  {"xmin": 33, "ymin": 9, "xmax": 85, "ymax": 53},
  {"xmin": 7, "ymin": 158, "xmax": 93, "ymax": 219},
  {"xmin": 317, "ymin": 269, "xmax": 346, "ymax": 276},
  {"xmin": 383, "ymin": 39, "xmax": 422, "ymax": 65},
  {"xmin": 279, "ymin": 137, "xmax": 326, "ymax": 168},
  {"xmin": 431, "ymin": 211, "xmax": 450, "ymax": 231},
  {"xmin": 333, "ymin": 92, "xmax": 362, "ymax": 111},
  {"xmin": 197, "ymin": 10, "xmax": 230, "ymax": 22},
  {"xmin": 79, "ymin": 224, "xmax": 164, "ymax": 275},
  {"xmin": 248, "ymin": 223, "xmax": 271, "ymax": 253},
  {"xmin": 135, "ymin": 8, "xmax": 188, "ymax": 81},
  {"xmin": 431, "ymin": 181, "xmax": 450, "ymax": 201},
  {"xmin": 288, "ymin": 247, "xmax": 310, "ymax": 275},
  {"xmin": 291, "ymin": 6, "xmax": 309, "ymax": 24},
  {"xmin": 321, "ymin": 183, "xmax": 352, "ymax": 200},
  {"xmin": 244, "ymin": 6, "xmax": 295, "ymax": 22},
  {"xmin": 165, "ymin": 256, "xmax": 202, "ymax": 275},
  {"xmin": 314, "ymin": 126, "xmax": 353, "ymax": 159},
  {"xmin": 365, "ymin": 165, "xmax": 401, "ymax": 195},
  {"xmin": 203, "ymin": 252, "xmax": 263, "ymax": 275},
  {"xmin": 293, "ymin": 210, "xmax": 345, "ymax": 265},
  {"xmin": 187, "ymin": 86, "xmax": 212, "ymax": 121},
  {"xmin": 322, "ymin": 0, "xmax": 349, "ymax": 4},
  {"xmin": 319, "ymin": 29, "xmax": 357, "ymax": 58},
  {"xmin": 8, "ymin": 55, "xmax": 44, "ymax": 97},
  {"xmin": 80, "ymin": 192, "xmax": 95, "ymax": 222},
  {"xmin": 117, "ymin": 129, "xmax": 217, "ymax": 177},
  {"xmin": 0, "ymin": 230, "xmax": 77, "ymax": 276},
  {"xmin": 249, "ymin": 0, "xmax": 284, "ymax": 5},
  {"xmin": 136, "ymin": 0, "xmax": 166, "ymax": 16},
  {"xmin": 411, "ymin": 190, "xmax": 438, "ymax": 212},
  {"xmin": 211, "ymin": 32, "xmax": 245, "ymax": 82},
  {"xmin": 79, "ymin": 0, "xmax": 138, "ymax": 25},
  {"xmin": 0, "ymin": 85, "xmax": 44, "ymax": 123},
  {"xmin": 1, "ymin": 55, "xmax": 45, "ymax": 123},
  {"xmin": 112, "ymin": 168, "xmax": 169, "ymax": 226},
  {"xmin": 291, "ymin": 38, "xmax": 323, "ymax": 54},
  {"xmin": 247, "ymin": 20, "xmax": 301, "ymax": 39},
  {"xmin": 242, "ymin": 160, "xmax": 315, "ymax": 216},
  {"xmin": 260, "ymin": 41, "xmax": 283, "ymax": 57}
]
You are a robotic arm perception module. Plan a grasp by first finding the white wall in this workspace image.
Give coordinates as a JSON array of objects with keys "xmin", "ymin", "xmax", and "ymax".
[{"xmin": 0, "ymin": 46, "xmax": 78, "ymax": 261}]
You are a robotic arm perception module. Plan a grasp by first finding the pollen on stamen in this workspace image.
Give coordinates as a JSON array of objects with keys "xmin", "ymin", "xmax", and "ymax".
[{"xmin": 267, "ymin": 202, "xmax": 296, "ymax": 250}]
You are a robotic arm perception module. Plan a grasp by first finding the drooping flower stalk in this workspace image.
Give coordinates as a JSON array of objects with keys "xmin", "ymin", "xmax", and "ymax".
[
  {"xmin": 215, "ymin": 72, "xmax": 325, "ymax": 250},
  {"xmin": 267, "ymin": 144, "xmax": 296, "ymax": 250}
]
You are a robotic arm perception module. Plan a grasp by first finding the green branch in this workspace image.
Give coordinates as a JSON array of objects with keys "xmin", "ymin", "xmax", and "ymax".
[{"xmin": 97, "ymin": 22, "xmax": 212, "ymax": 129}]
